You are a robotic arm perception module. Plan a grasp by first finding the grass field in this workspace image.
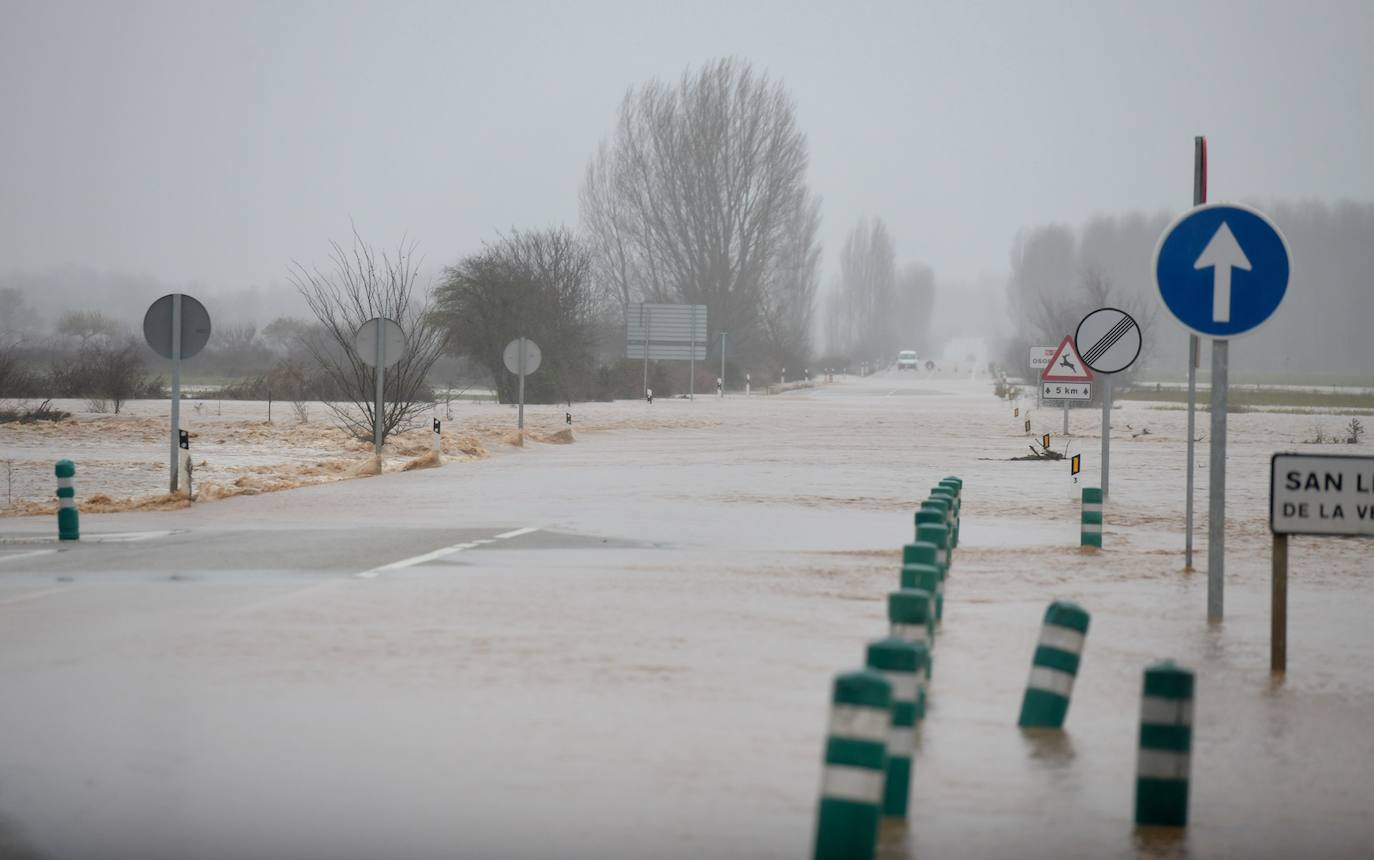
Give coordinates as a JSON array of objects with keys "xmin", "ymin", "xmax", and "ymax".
[{"xmin": 1117, "ymin": 385, "xmax": 1374, "ymax": 412}]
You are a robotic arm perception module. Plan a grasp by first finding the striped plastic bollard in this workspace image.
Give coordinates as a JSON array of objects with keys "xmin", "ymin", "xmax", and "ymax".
[
  {"xmin": 914, "ymin": 503, "xmax": 946, "ymax": 545},
  {"xmin": 1081, "ymin": 487, "xmax": 1103, "ymax": 548},
  {"xmin": 889, "ymin": 588, "xmax": 934, "ymax": 693},
  {"xmin": 55, "ymin": 459, "xmax": 78, "ymax": 541},
  {"xmin": 938, "ymin": 479, "xmax": 961, "ymax": 546},
  {"xmin": 1018, "ymin": 601, "xmax": 1090, "ymax": 728},
  {"xmin": 900, "ymin": 561, "xmax": 942, "ymax": 623},
  {"xmin": 902, "ymin": 541, "xmax": 945, "ymax": 620},
  {"xmin": 813, "ymin": 670, "xmax": 892, "ymax": 860},
  {"xmin": 915, "ymin": 522, "xmax": 951, "ymax": 578},
  {"xmin": 865, "ymin": 638, "xmax": 926, "ymax": 817},
  {"xmin": 1135, "ymin": 661, "xmax": 1194, "ymax": 828},
  {"xmin": 930, "ymin": 486, "xmax": 958, "ymax": 546}
]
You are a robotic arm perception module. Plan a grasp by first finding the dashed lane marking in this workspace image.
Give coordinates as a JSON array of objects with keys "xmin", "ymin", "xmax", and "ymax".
[{"xmin": 355, "ymin": 527, "xmax": 541, "ymax": 579}]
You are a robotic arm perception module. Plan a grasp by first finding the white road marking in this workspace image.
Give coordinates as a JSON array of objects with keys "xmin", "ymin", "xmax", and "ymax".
[
  {"xmin": 356, "ymin": 527, "xmax": 540, "ymax": 579},
  {"xmin": 0, "ymin": 586, "xmax": 74, "ymax": 606},
  {"xmin": 0, "ymin": 549, "xmax": 58, "ymax": 566}
]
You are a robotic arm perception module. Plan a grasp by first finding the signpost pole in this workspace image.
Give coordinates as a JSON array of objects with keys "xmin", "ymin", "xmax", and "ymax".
[
  {"xmin": 1271, "ymin": 533, "xmax": 1287, "ymax": 673},
  {"xmin": 1186, "ymin": 135, "xmax": 1206, "ymax": 571},
  {"xmin": 642, "ymin": 306, "xmax": 649, "ymax": 398},
  {"xmin": 374, "ymin": 320, "xmax": 384, "ymax": 457},
  {"xmin": 1101, "ymin": 378, "xmax": 1112, "ymax": 499},
  {"xmin": 689, "ymin": 306, "xmax": 696, "ymax": 401},
  {"xmin": 720, "ymin": 331, "xmax": 726, "ymax": 396},
  {"xmin": 1207, "ymin": 339, "xmax": 1227, "ymax": 621},
  {"xmin": 518, "ymin": 336, "xmax": 527, "ymax": 431},
  {"xmin": 170, "ymin": 293, "xmax": 182, "ymax": 494},
  {"xmin": 1062, "ymin": 400, "xmax": 1068, "ymax": 436}
]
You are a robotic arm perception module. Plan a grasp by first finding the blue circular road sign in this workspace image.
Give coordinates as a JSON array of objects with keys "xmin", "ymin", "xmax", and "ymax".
[{"xmin": 1153, "ymin": 203, "xmax": 1291, "ymax": 338}]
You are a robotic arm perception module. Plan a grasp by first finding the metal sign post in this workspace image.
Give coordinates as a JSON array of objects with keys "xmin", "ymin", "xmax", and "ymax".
[
  {"xmin": 1074, "ymin": 307, "xmax": 1142, "ymax": 501},
  {"xmin": 503, "ymin": 337, "xmax": 542, "ymax": 431},
  {"xmin": 1156, "ymin": 201, "xmax": 1291, "ymax": 621},
  {"xmin": 142, "ymin": 293, "xmax": 212, "ymax": 494},
  {"xmin": 1185, "ymin": 135, "xmax": 1207, "ymax": 570},
  {"xmin": 1268, "ymin": 453, "xmax": 1374, "ymax": 673},
  {"xmin": 720, "ymin": 331, "xmax": 726, "ymax": 397},
  {"xmin": 353, "ymin": 317, "xmax": 408, "ymax": 457}
]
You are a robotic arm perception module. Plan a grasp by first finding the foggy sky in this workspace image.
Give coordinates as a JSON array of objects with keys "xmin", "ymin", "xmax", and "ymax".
[{"xmin": 2, "ymin": 0, "xmax": 1371, "ymax": 304}]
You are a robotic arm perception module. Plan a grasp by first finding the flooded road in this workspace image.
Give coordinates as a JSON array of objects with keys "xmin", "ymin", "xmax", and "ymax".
[{"xmin": 1, "ymin": 371, "xmax": 1370, "ymax": 859}]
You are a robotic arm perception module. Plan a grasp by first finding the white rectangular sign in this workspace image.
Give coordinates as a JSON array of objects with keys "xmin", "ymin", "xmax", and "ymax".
[
  {"xmin": 625, "ymin": 303, "xmax": 708, "ymax": 361},
  {"xmin": 1029, "ymin": 346, "xmax": 1056, "ymax": 370},
  {"xmin": 1042, "ymin": 381, "xmax": 1091, "ymax": 401},
  {"xmin": 1270, "ymin": 453, "xmax": 1374, "ymax": 537}
]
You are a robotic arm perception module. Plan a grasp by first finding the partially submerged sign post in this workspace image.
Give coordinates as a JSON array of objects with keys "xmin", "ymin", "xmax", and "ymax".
[
  {"xmin": 353, "ymin": 317, "xmax": 407, "ymax": 457},
  {"xmin": 1156, "ymin": 202, "xmax": 1291, "ymax": 621},
  {"xmin": 1268, "ymin": 454, "xmax": 1374, "ymax": 672},
  {"xmin": 1040, "ymin": 336, "xmax": 1092, "ymax": 434},
  {"xmin": 1074, "ymin": 307, "xmax": 1142, "ymax": 500},
  {"xmin": 625, "ymin": 303, "xmax": 707, "ymax": 399},
  {"xmin": 503, "ymin": 337, "xmax": 542, "ymax": 431},
  {"xmin": 143, "ymin": 293, "xmax": 212, "ymax": 493}
]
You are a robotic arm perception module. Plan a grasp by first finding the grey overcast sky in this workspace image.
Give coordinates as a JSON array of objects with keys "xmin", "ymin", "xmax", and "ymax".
[{"xmin": 2, "ymin": 0, "xmax": 1371, "ymax": 295}]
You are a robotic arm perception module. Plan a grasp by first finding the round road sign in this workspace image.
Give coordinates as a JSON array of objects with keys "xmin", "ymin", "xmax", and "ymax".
[
  {"xmin": 143, "ymin": 293, "xmax": 212, "ymax": 360},
  {"xmin": 353, "ymin": 317, "xmax": 407, "ymax": 368},
  {"xmin": 1074, "ymin": 307, "xmax": 1141, "ymax": 374},
  {"xmin": 503, "ymin": 338, "xmax": 542, "ymax": 375}
]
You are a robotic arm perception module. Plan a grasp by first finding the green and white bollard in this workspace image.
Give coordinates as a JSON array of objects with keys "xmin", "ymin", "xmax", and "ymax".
[
  {"xmin": 1081, "ymin": 487, "xmax": 1103, "ymax": 548},
  {"xmin": 55, "ymin": 459, "xmax": 78, "ymax": 541},
  {"xmin": 927, "ymin": 491, "xmax": 958, "ymax": 559},
  {"xmin": 889, "ymin": 587, "xmax": 935, "ymax": 691},
  {"xmin": 902, "ymin": 541, "xmax": 945, "ymax": 620},
  {"xmin": 900, "ymin": 559, "xmax": 942, "ymax": 623},
  {"xmin": 865, "ymin": 638, "xmax": 926, "ymax": 817},
  {"xmin": 915, "ymin": 522, "xmax": 951, "ymax": 577},
  {"xmin": 914, "ymin": 504, "xmax": 945, "ymax": 543},
  {"xmin": 1018, "ymin": 601, "xmax": 1090, "ymax": 728},
  {"xmin": 937, "ymin": 479, "xmax": 961, "ymax": 546},
  {"xmin": 813, "ymin": 669, "xmax": 892, "ymax": 860},
  {"xmin": 1135, "ymin": 661, "xmax": 1194, "ymax": 828}
]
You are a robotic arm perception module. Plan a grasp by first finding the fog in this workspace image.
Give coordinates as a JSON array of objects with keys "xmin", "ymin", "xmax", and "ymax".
[{"xmin": 2, "ymin": 1, "xmax": 1372, "ymax": 374}]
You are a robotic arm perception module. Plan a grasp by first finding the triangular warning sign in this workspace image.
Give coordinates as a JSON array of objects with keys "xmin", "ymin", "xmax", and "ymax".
[{"xmin": 1040, "ymin": 335, "xmax": 1094, "ymax": 382}]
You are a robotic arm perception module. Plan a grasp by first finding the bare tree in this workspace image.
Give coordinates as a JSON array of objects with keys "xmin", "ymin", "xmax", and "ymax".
[
  {"xmin": 290, "ymin": 230, "xmax": 446, "ymax": 442},
  {"xmin": 827, "ymin": 217, "xmax": 897, "ymax": 359},
  {"xmin": 433, "ymin": 228, "xmax": 598, "ymax": 404},
  {"xmin": 54, "ymin": 310, "xmax": 120, "ymax": 348},
  {"xmin": 579, "ymin": 57, "xmax": 820, "ymax": 368},
  {"xmin": 894, "ymin": 263, "xmax": 936, "ymax": 352}
]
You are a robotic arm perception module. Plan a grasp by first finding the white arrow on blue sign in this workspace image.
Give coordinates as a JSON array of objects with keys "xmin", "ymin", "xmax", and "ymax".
[{"xmin": 1153, "ymin": 203, "xmax": 1291, "ymax": 338}]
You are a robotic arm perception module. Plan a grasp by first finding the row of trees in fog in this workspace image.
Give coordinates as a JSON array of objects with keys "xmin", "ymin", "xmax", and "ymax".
[
  {"xmin": 822, "ymin": 217, "xmax": 936, "ymax": 363},
  {"xmin": 1000, "ymin": 200, "xmax": 1374, "ymax": 382},
  {"xmin": 580, "ymin": 58, "xmax": 823, "ymax": 375},
  {"xmin": 4, "ymin": 57, "xmax": 951, "ymax": 421}
]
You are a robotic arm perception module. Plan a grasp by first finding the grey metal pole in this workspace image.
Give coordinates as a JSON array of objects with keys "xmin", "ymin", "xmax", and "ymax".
[
  {"xmin": 1207, "ymin": 339, "xmax": 1228, "ymax": 621},
  {"xmin": 1272, "ymin": 533, "xmax": 1288, "ymax": 673},
  {"xmin": 688, "ymin": 306, "xmax": 696, "ymax": 401},
  {"xmin": 374, "ymin": 321, "xmax": 384, "ymax": 457},
  {"xmin": 1186, "ymin": 335, "xmax": 1198, "ymax": 569},
  {"xmin": 518, "ymin": 336, "xmax": 526, "ymax": 431},
  {"xmin": 1101, "ymin": 378, "xmax": 1112, "ymax": 499},
  {"xmin": 720, "ymin": 331, "xmax": 726, "ymax": 395},
  {"xmin": 641, "ymin": 305, "xmax": 649, "ymax": 398},
  {"xmin": 170, "ymin": 293, "xmax": 182, "ymax": 493},
  {"xmin": 1062, "ymin": 399, "xmax": 1068, "ymax": 436},
  {"xmin": 1186, "ymin": 135, "xmax": 1205, "ymax": 570}
]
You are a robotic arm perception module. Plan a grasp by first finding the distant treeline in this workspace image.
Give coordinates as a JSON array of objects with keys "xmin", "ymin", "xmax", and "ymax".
[{"xmin": 1001, "ymin": 200, "xmax": 1374, "ymax": 383}]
